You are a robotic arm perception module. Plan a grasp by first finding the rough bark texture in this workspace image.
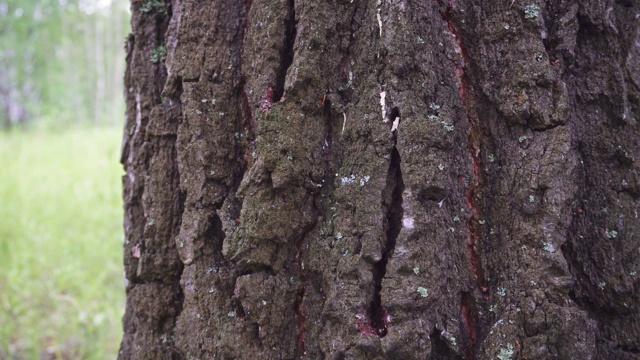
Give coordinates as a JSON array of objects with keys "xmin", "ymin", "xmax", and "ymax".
[{"xmin": 120, "ymin": 0, "xmax": 640, "ymax": 359}]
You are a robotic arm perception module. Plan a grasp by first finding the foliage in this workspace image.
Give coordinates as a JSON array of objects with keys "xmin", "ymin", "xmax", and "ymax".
[
  {"xmin": 0, "ymin": 128, "xmax": 125, "ymax": 359},
  {"xmin": 0, "ymin": 0, "xmax": 130, "ymax": 129}
]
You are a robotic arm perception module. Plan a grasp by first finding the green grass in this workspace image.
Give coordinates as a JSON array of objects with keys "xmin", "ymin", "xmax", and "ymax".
[{"xmin": 0, "ymin": 128, "xmax": 125, "ymax": 359}]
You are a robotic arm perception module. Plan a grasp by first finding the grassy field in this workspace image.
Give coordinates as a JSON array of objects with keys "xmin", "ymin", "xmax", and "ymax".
[{"xmin": 0, "ymin": 128, "xmax": 125, "ymax": 359}]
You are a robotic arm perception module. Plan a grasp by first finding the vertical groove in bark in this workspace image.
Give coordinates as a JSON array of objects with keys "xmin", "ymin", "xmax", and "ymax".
[
  {"xmin": 370, "ymin": 104, "xmax": 403, "ymax": 338},
  {"xmin": 273, "ymin": 0, "xmax": 296, "ymax": 102},
  {"xmin": 459, "ymin": 291, "xmax": 478, "ymax": 360},
  {"xmin": 440, "ymin": 4, "xmax": 487, "ymax": 358},
  {"xmin": 232, "ymin": 9, "xmax": 253, "ymax": 196},
  {"xmin": 430, "ymin": 326, "xmax": 465, "ymax": 360},
  {"xmin": 368, "ymin": 6, "xmax": 401, "ymax": 339},
  {"xmin": 370, "ymin": 144, "xmax": 403, "ymax": 338}
]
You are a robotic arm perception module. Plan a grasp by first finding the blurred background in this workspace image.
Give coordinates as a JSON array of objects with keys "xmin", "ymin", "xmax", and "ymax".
[{"xmin": 1, "ymin": 0, "xmax": 130, "ymax": 358}]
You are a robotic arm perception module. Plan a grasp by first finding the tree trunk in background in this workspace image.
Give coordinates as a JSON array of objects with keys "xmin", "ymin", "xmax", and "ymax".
[
  {"xmin": 120, "ymin": 0, "xmax": 640, "ymax": 358},
  {"xmin": 94, "ymin": 14, "xmax": 106, "ymax": 126}
]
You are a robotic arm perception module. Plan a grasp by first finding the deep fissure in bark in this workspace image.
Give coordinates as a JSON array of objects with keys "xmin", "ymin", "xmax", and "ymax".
[
  {"xmin": 614, "ymin": 343, "xmax": 640, "ymax": 355},
  {"xmin": 204, "ymin": 213, "xmax": 227, "ymax": 263},
  {"xmin": 460, "ymin": 291, "xmax": 478, "ymax": 360},
  {"xmin": 368, "ymin": 143, "xmax": 404, "ymax": 337},
  {"xmin": 273, "ymin": 0, "xmax": 296, "ymax": 102},
  {"xmin": 430, "ymin": 327, "xmax": 464, "ymax": 360},
  {"xmin": 440, "ymin": 4, "xmax": 486, "ymax": 359},
  {"xmin": 387, "ymin": 106, "xmax": 399, "ymax": 130},
  {"xmin": 239, "ymin": 0, "xmax": 256, "ymax": 150},
  {"xmin": 231, "ymin": 1, "xmax": 253, "ymax": 191}
]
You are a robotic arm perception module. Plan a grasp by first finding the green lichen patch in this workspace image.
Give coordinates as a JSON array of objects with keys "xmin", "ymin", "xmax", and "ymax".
[
  {"xmin": 151, "ymin": 46, "xmax": 167, "ymax": 63},
  {"xmin": 138, "ymin": 0, "xmax": 169, "ymax": 14},
  {"xmin": 417, "ymin": 287, "xmax": 429, "ymax": 298},
  {"xmin": 524, "ymin": 4, "xmax": 540, "ymax": 19}
]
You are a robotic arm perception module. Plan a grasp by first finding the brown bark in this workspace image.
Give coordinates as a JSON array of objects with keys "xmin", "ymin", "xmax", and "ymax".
[{"xmin": 120, "ymin": 0, "xmax": 640, "ymax": 359}]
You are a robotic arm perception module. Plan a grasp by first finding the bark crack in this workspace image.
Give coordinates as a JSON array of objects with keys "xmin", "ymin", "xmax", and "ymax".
[
  {"xmin": 431, "ymin": 326, "xmax": 465, "ymax": 359},
  {"xmin": 460, "ymin": 292, "xmax": 478, "ymax": 360},
  {"xmin": 368, "ymin": 108, "xmax": 404, "ymax": 338},
  {"xmin": 273, "ymin": 0, "xmax": 297, "ymax": 102},
  {"xmin": 440, "ymin": 3, "xmax": 486, "ymax": 359}
]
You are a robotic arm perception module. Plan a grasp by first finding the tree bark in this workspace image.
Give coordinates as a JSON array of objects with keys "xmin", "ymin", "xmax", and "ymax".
[{"xmin": 120, "ymin": 0, "xmax": 640, "ymax": 359}]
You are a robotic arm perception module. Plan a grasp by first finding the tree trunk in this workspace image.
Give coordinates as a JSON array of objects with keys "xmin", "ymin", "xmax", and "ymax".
[{"xmin": 120, "ymin": 0, "xmax": 640, "ymax": 359}]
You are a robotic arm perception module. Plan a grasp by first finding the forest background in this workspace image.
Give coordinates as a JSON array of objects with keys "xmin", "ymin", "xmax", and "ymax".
[{"xmin": 0, "ymin": 0, "xmax": 130, "ymax": 358}]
